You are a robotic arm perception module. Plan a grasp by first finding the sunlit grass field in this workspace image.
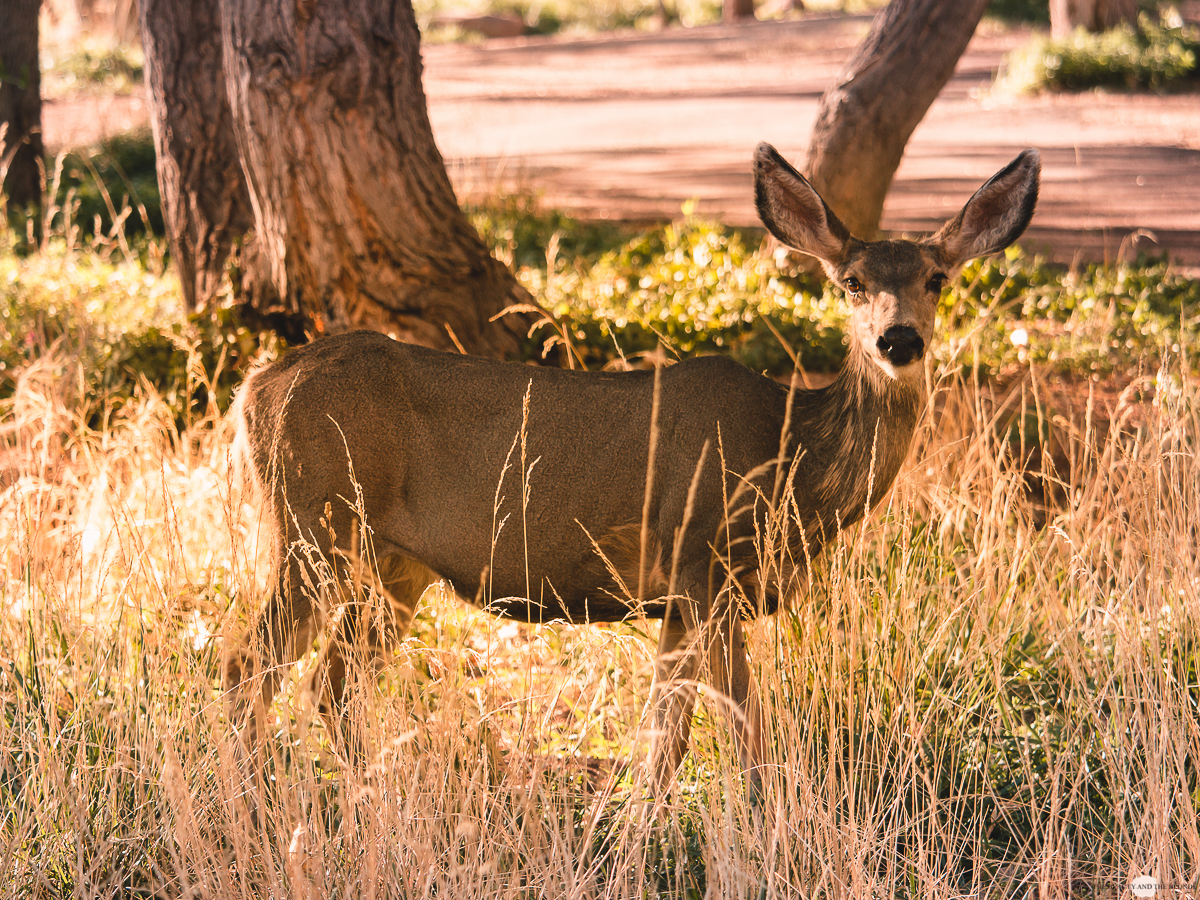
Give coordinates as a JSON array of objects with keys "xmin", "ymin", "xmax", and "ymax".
[{"xmin": 2, "ymin": 190, "xmax": 1199, "ymax": 897}]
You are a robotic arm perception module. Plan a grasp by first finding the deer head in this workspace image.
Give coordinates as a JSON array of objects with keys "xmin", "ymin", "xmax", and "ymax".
[{"xmin": 753, "ymin": 143, "xmax": 1041, "ymax": 384}]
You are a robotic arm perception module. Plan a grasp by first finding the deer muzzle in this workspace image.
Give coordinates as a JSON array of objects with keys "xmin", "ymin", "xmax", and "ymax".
[{"xmin": 877, "ymin": 325, "xmax": 925, "ymax": 368}]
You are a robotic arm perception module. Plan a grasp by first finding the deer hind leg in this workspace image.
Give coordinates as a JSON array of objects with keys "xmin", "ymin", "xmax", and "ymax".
[
  {"xmin": 224, "ymin": 547, "xmax": 325, "ymax": 747},
  {"xmin": 313, "ymin": 552, "xmax": 436, "ymax": 748}
]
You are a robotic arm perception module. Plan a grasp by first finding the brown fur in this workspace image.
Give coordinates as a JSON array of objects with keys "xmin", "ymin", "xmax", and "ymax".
[{"xmin": 578, "ymin": 523, "xmax": 669, "ymax": 616}]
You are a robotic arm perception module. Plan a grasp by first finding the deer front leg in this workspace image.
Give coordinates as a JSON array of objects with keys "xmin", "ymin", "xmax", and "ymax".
[
  {"xmin": 647, "ymin": 596, "xmax": 766, "ymax": 795},
  {"xmin": 648, "ymin": 612, "xmax": 700, "ymax": 790},
  {"xmin": 706, "ymin": 609, "xmax": 765, "ymax": 796}
]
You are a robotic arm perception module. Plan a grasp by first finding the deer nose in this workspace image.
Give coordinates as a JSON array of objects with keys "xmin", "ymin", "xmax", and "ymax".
[{"xmin": 877, "ymin": 326, "xmax": 925, "ymax": 367}]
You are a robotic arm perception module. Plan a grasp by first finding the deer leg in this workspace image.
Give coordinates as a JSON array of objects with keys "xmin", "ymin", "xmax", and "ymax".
[
  {"xmin": 706, "ymin": 610, "xmax": 766, "ymax": 797},
  {"xmin": 224, "ymin": 552, "xmax": 323, "ymax": 746},
  {"xmin": 312, "ymin": 553, "xmax": 434, "ymax": 750},
  {"xmin": 648, "ymin": 611, "xmax": 701, "ymax": 790}
]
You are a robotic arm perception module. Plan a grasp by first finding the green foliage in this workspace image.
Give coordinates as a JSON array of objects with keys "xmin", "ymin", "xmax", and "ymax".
[
  {"xmin": 1006, "ymin": 12, "xmax": 1200, "ymax": 92},
  {"xmin": 470, "ymin": 197, "xmax": 848, "ymax": 371},
  {"xmin": 543, "ymin": 214, "xmax": 849, "ymax": 373},
  {"xmin": 947, "ymin": 248, "xmax": 1200, "ymax": 376},
  {"xmin": 0, "ymin": 247, "xmax": 264, "ymax": 428},
  {"xmin": 47, "ymin": 128, "xmax": 164, "ymax": 241},
  {"xmin": 468, "ymin": 192, "xmax": 629, "ymax": 271},
  {"xmin": 470, "ymin": 195, "xmax": 1200, "ymax": 378},
  {"xmin": 40, "ymin": 40, "xmax": 145, "ymax": 96}
]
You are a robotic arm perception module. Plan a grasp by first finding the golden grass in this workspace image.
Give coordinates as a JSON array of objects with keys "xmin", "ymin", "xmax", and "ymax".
[{"xmin": 1, "ymin": 314, "xmax": 1198, "ymax": 897}]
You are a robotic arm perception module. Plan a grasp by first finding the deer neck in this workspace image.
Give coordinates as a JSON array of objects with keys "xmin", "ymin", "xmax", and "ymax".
[{"xmin": 788, "ymin": 343, "xmax": 924, "ymax": 540}]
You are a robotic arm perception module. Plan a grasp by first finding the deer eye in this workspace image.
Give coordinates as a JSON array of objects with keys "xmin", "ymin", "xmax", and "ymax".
[
  {"xmin": 926, "ymin": 273, "xmax": 948, "ymax": 293},
  {"xmin": 844, "ymin": 277, "xmax": 864, "ymax": 297}
]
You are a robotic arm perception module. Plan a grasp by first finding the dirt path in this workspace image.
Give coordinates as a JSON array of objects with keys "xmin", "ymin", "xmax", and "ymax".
[
  {"xmin": 42, "ymin": 92, "xmax": 147, "ymax": 153},
  {"xmin": 423, "ymin": 15, "xmax": 1200, "ymax": 270},
  {"xmin": 43, "ymin": 14, "xmax": 1200, "ymax": 270}
]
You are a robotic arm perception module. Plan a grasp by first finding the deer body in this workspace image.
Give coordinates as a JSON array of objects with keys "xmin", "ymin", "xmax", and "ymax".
[
  {"xmin": 227, "ymin": 144, "xmax": 1040, "ymax": 787},
  {"xmin": 240, "ymin": 331, "xmax": 921, "ymax": 620}
]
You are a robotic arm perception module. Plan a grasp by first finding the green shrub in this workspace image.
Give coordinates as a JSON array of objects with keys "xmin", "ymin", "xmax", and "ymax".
[
  {"xmin": 472, "ymin": 197, "xmax": 852, "ymax": 371},
  {"xmin": 948, "ymin": 248, "xmax": 1200, "ymax": 377},
  {"xmin": 1006, "ymin": 12, "xmax": 1200, "ymax": 92},
  {"xmin": 470, "ymin": 195, "xmax": 1200, "ymax": 378},
  {"xmin": 40, "ymin": 41, "xmax": 145, "ymax": 96},
  {"xmin": 0, "ymin": 247, "xmax": 265, "ymax": 428},
  {"xmin": 46, "ymin": 128, "xmax": 164, "ymax": 241},
  {"xmin": 469, "ymin": 192, "xmax": 629, "ymax": 272},
  {"xmin": 535, "ymin": 213, "xmax": 850, "ymax": 373}
]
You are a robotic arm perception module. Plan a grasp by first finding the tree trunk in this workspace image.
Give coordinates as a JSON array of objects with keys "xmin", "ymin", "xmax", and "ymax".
[
  {"xmin": 803, "ymin": 0, "xmax": 990, "ymax": 239},
  {"xmin": 1050, "ymin": 0, "xmax": 1138, "ymax": 38},
  {"xmin": 218, "ymin": 0, "xmax": 536, "ymax": 358},
  {"xmin": 0, "ymin": 0, "xmax": 43, "ymax": 219},
  {"xmin": 141, "ymin": 0, "xmax": 257, "ymax": 311},
  {"xmin": 724, "ymin": 0, "xmax": 756, "ymax": 21}
]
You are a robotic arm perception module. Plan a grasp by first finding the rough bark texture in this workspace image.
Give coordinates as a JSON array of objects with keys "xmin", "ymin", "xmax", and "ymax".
[
  {"xmin": 218, "ymin": 0, "xmax": 535, "ymax": 357},
  {"xmin": 0, "ymin": 0, "xmax": 43, "ymax": 216},
  {"xmin": 141, "ymin": 0, "xmax": 257, "ymax": 311},
  {"xmin": 1050, "ymin": 0, "xmax": 1138, "ymax": 37},
  {"xmin": 723, "ymin": 0, "xmax": 756, "ymax": 22},
  {"xmin": 803, "ymin": 0, "xmax": 990, "ymax": 239}
]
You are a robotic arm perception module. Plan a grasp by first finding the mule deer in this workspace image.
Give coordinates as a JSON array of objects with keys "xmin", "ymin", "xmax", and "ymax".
[{"xmin": 225, "ymin": 143, "xmax": 1040, "ymax": 787}]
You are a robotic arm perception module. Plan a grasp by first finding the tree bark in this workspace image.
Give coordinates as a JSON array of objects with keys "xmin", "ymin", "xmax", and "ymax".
[
  {"xmin": 218, "ymin": 0, "xmax": 535, "ymax": 357},
  {"xmin": 724, "ymin": 0, "xmax": 756, "ymax": 22},
  {"xmin": 0, "ymin": 0, "xmax": 43, "ymax": 218},
  {"xmin": 1050, "ymin": 0, "xmax": 1138, "ymax": 38},
  {"xmin": 141, "ymin": 0, "xmax": 257, "ymax": 311},
  {"xmin": 803, "ymin": 0, "xmax": 990, "ymax": 239}
]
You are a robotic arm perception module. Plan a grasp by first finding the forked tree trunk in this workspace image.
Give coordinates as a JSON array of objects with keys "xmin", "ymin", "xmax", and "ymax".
[
  {"xmin": 1050, "ymin": 0, "xmax": 1138, "ymax": 38},
  {"xmin": 218, "ymin": 0, "xmax": 536, "ymax": 356},
  {"xmin": 0, "ymin": 0, "xmax": 43, "ymax": 219},
  {"xmin": 140, "ymin": 0, "xmax": 257, "ymax": 311},
  {"xmin": 803, "ymin": 0, "xmax": 990, "ymax": 239}
]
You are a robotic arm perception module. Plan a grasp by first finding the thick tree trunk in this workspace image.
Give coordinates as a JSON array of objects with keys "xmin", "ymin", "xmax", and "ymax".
[
  {"xmin": 218, "ymin": 0, "xmax": 535, "ymax": 357},
  {"xmin": 141, "ymin": 0, "xmax": 257, "ymax": 311},
  {"xmin": 724, "ymin": 0, "xmax": 756, "ymax": 22},
  {"xmin": 1050, "ymin": 0, "xmax": 1138, "ymax": 38},
  {"xmin": 803, "ymin": 0, "xmax": 990, "ymax": 239},
  {"xmin": 0, "ymin": 0, "xmax": 43, "ymax": 218}
]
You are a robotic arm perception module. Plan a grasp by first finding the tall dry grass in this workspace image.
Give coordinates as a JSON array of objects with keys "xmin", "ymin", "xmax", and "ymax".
[{"xmin": 1, "ymin": 313, "xmax": 1197, "ymax": 897}]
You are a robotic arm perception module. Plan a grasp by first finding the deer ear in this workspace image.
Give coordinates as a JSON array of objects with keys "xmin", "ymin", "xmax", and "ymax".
[
  {"xmin": 753, "ymin": 142, "xmax": 851, "ymax": 267},
  {"xmin": 933, "ymin": 149, "xmax": 1041, "ymax": 268}
]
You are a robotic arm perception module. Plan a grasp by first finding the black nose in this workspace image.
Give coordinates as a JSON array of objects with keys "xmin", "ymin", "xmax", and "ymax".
[{"xmin": 877, "ymin": 326, "xmax": 925, "ymax": 367}]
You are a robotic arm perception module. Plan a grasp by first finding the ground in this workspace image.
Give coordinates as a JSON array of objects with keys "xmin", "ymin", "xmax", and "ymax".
[{"xmin": 42, "ymin": 12, "xmax": 1200, "ymax": 270}]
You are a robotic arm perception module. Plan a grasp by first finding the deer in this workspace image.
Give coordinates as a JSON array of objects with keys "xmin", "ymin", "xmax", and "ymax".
[{"xmin": 224, "ymin": 143, "xmax": 1040, "ymax": 790}]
